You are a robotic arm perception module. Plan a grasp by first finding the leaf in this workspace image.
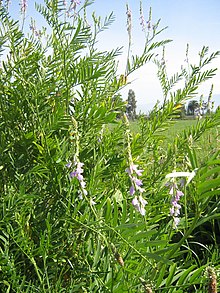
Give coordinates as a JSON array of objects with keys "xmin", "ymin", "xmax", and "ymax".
[
  {"xmin": 197, "ymin": 177, "xmax": 220, "ymax": 195},
  {"xmin": 177, "ymin": 265, "xmax": 197, "ymax": 285},
  {"xmin": 143, "ymin": 252, "xmax": 173, "ymax": 265},
  {"xmin": 199, "ymin": 166, "xmax": 220, "ymax": 182},
  {"xmin": 105, "ymin": 198, "xmax": 112, "ymax": 222},
  {"xmin": 113, "ymin": 197, "xmax": 118, "ymax": 226},
  {"xmin": 165, "ymin": 262, "xmax": 177, "ymax": 287},
  {"xmin": 112, "ymin": 189, "xmax": 123, "ymax": 203},
  {"xmin": 155, "ymin": 264, "xmax": 167, "ymax": 287},
  {"xmin": 188, "ymin": 266, "xmax": 205, "ymax": 284}
]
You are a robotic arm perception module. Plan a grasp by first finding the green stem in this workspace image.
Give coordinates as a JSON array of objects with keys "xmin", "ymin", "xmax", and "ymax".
[{"xmin": 167, "ymin": 212, "xmax": 200, "ymax": 259}]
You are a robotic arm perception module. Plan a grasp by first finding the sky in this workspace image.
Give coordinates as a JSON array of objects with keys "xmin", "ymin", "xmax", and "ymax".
[{"xmin": 3, "ymin": 0, "xmax": 220, "ymax": 113}]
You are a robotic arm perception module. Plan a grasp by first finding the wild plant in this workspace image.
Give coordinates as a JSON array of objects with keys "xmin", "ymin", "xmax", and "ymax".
[{"xmin": 0, "ymin": 1, "xmax": 219, "ymax": 292}]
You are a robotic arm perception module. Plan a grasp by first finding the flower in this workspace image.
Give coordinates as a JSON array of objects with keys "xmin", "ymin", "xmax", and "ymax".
[
  {"xmin": 134, "ymin": 177, "xmax": 143, "ymax": 186},
  {"xmin": 66, "ymin": 162, "xmax": 72, "ymax": 168},
  {"xmin": 173, "ymin": 217, "xmax": 180, "ymax": 227},
  {"xmin": 129, "ymin": 185, "xmax": 135, "ymax": 196},
  {"xmin": 168, "ymin": 182, "xmax": 184, "ymax": 228},
  {"xmin": 70, "ymin": 0, "xmax": 81, "ymax": 10},
  {"xmin": 68, "ymin": 160, "xmax": 87, "ymax": 197},
  {"xmin": 70, "ymin": 162, "xmax": 84, "ymax": 179},
  {"xmin": 126, "ymin": 164, "xmax": 145, "ymax": 196},
  {"xmin": 165, "ymin": 169, "xmax": 198, "ymax": 185},
  {"xmin": 126, "ymin": 162, "xmax": 147, "ymax": 215},
  {"xmin": 20, "ymin": 0, "xmax": 27, "ymax": 14},
  {"xmin": 90, "ymin": 198, "xmax": 96, "ymax": 205},
  {"xmin": 126, "ymin": 4, "xmax": 132, "ymax": 44},
  {"xmin": 126, "ymin": 163, "xmax": 143, "ymax": 177},
  {"xmin": 165, "ymin": 168, "xmax": 198, "ymax": 228},
  {"xmin": 132, "ymin": 196, "xmax": 148, "ymax": 216}
]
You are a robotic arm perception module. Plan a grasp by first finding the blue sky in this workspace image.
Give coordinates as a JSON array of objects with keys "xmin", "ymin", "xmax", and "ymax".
[{"xmin": 5, "ymin": 0, "xmax": 220, "ymax": 112}]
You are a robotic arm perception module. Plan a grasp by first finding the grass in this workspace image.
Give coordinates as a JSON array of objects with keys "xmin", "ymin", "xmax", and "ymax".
[
  {"xmin": 127, "ymin": 118, "xmax": 219, "ymax": 163},
  {"xmin": 165, "ymin": 119, "xmax": 198, "ymax": 138}
]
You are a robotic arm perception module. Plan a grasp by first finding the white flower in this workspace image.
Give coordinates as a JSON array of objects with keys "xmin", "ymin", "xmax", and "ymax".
[{"xmin": 165, "ymin": 169, "xmax": 198, "ymax": 185}]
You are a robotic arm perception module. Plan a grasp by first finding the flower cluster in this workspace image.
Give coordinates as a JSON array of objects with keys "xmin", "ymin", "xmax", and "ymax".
[
  {"xmin": 132, "ymin": 195, "xmax": 148, "ymax": 217},
  {"xmin": 168, "ymin": 183, "xmax": 184, "ymax": 228},
  {"xmin": 126, "ymin": 163, "xmax": 144, "ymax": 195},
  {"xmin": 165, "ymin": 169, "xmax": 197, "ymax": 228},
  {"xmin": 67, "ymin": 160, "xmax": 88, "ymax": 197},
  {"xmin": 20, "ymin": 0, "xmax": 27, "ymax": 14},
  {"xmin": 64, "ymin": 0, "xmax": 81, "ymax": 17},
  {"xmin": 126, "ymin": 4, "xmax": 132, "ymax": 45},
  {"xmin": 29, "ymin": 24, "xmax": 42, "ymax": 38},
  {"xmin": 126, "ymin": 163, "xmax": 147, "ymax": 216},
  {"xmin": 139, "ymin": 1, "xmax": 146, "ymax": 32},
  {"xmin": 70, "ymin": 0, "xmax": 81, "ymax": 11}
]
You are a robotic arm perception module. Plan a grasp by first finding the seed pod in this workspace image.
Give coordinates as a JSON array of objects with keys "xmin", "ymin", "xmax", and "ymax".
[
  {"xmin": 139, "ymin": 278, "xmax": 153, "ymax": 293},
  {"xmin": 114, "ymin": 251, "xmax": 124, "ymax": 267},
  {"xmin": 207, "ymin": 267, "xmax": 217, "ymax": 293}
]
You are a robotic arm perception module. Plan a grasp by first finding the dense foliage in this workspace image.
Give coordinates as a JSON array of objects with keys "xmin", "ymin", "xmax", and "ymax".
[{"xmin": 0, "ymin": 1, "xmax": 220, "ymax": 292}]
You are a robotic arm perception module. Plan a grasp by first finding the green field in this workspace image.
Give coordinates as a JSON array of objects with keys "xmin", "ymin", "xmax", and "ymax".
[{"xmin": 128, "ymin": 118, "xmax": 219, "ymax": 162}]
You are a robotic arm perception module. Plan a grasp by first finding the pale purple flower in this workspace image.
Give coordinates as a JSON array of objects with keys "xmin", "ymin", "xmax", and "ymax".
[
  {"xmin": 168, "ymin": 182, "xmax": 184, "ymax": 228},
  {"xmin": 126, "ymin": 164, "xmax": 143, "ymax": 176},
  {"xmin": 68, "ymin": 160, "xmax": 87, "ymax": 196},
  {"xmin": 66, "ymin": 162, "xmax": 72, "ymax": 168},
  {"xmin": 126, "ymin": 5, "xmax": 132, "ymax": 44},
  {"xmin": 82, "ymin": 188, "xmax": 88, "ymax": 196},
  {"xmin": 71, "ymin": 0, "xmax": 81, "ymax": 4},
  {"xmin": 126, "ymin": 160, "xmax": 147, "ymax": 213},
  {"xmin": 176, "ymin": 190, "xmax": 184, "ymax": 200},
  {"xmin": 20, "ymin": 0, "xmax": 27, "ymax": 14},
  {"xmin": 132, "ymin": 195, "xmax": 147, "ymax": 216},
  {"xmin": 80, "ymin": 180, "xmax": 86, "ymax": 189},
  {"xmin": 70, "ymin": 162, "xmax": 84, "ymax": 180},
  {"xmin": 70, "ymin": 0, "xmax": 81, "ymax": 10},
  {"xmin": 134, "ymin": 177, "xmax": 143, "ymax": 186},
  {"xmin": 170, "ymin": 202, "xmax": 181, "ymax": 217},
  {"xmin": 140, "ymin": 15, "xmax": 146, "ymax": 31},
  {"xmin": 132, "ymin": 196, "xmax": 139, "ymax": 208},
  {"xmin": 147, "ymin": 20, "xmax": 151, "ymax": 30},
  {"xmin": 78, "ymin": 191, "xmax": 83, "ymax": 200},
  {"xmin": 78, "ymin": 187, "xmax": 88, "ymax": 199},
  {"xmin": 139, "ymin": 195, "xmax": 148, "ymax": 207},
  {"xmin": 125, "ymin": 167, "xmax": 131, "ymax": 174},
  {"xmin": 137, "ymin": 186, "xmax": 145, "ymax": 193},
  {"xmin": 139, "ymin": 1, "xmax": 146, "ymax": 32},
  {"xmin": 130, "ymin": 185, "xmax": 135, "ymax": 196},
  {"xmin": 173, "ymin": 217, "xmax": 180, "ymax": 228},
  {"xmin": 77, "ymin": 173, "xmax": 84, "ymax": 181}
]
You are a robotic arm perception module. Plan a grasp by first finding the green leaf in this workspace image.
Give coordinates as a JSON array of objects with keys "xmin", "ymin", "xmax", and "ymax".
[
  {"xmin": 177, "ymin": 265, "xmax": 197, "ymax": 286},
  {"xmin": 165, "ymin": 262, "xmax": 177, "ymax": 287},
  {"xmin": 105, "ymin": 198, "xmax": 112, "ymax": 222},
  {"xmin": 197, "ymin": 177, "xmax": 220, "ymax": 194}
]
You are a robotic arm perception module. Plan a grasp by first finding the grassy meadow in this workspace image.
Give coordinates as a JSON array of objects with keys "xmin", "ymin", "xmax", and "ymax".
[{"xmin": 129, "ymin": 118, "xmax": 219, "ymax": 160}]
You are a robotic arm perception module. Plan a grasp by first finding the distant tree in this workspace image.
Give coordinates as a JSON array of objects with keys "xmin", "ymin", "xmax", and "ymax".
[
  {"xmin": 179, "ymin": 104, "xmax": 186, "ymax": 119},
  {"xmin": 126, "ymin": 89, "xmax": 137, "ymax": 120},
  {"xmin": 112, "ymin": 94, "xmax": 125, "ymax": 118},
  {"xmin": 187, "ymin": 100, "xmax": 199, "ymax": 116}
]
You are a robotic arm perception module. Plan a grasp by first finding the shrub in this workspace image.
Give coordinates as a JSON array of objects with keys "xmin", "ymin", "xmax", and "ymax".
[{"xmin": 0, "ymin": 1, "xmax": 219, "ymax": 292}]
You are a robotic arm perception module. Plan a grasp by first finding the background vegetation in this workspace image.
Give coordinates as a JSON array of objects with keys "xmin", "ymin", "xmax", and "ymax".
[{"xmin": 0, "ymin": 0, "xmax": 219, "ymax": 292}]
